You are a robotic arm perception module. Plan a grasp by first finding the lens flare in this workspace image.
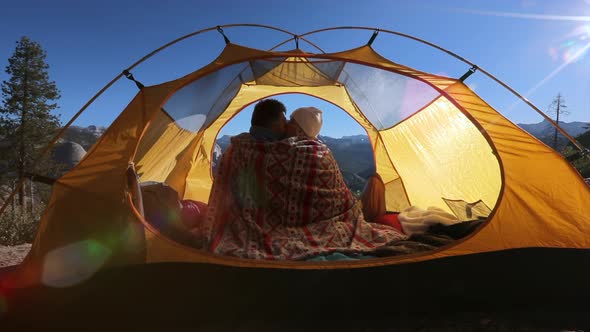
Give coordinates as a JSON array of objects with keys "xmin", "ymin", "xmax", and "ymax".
[
  {"xmin": 87, "ymin": 241, "xmax": 105, "ymax": 258},
  {"xmin": 451, "ymin": 8, "xmax": 590, "ymax": 22},
  {"xmin": 41, "ymin": 239, "xmax": 111, "ymax": 288},
  {"xmin": 556, "ymin": 25, "xmax": 590, "ymax": 63},
  {"xmin": 548, "ymin": 47, "xmax": 559, "ymax": 60},
  {"xmin": 509, "ymin": 24, "xmax": 590, "ymax": 109}
]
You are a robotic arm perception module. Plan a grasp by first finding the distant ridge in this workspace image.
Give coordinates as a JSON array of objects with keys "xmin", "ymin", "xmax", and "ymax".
[
  {"xmin": 518, "ymin": 119, "xmax": 588, "ymax": 137},
  {"xmin": 50, "ymin": 120, "xmax": 590, "ymax": 191},
  {"xmin": 214, "ymin": 133, "xmax": 374, "ymax": 192},
  {"xmin": 61, "ymin": 125, "xmax": 107, "ymax": 150},
  {"xmin": 517, "ymin": 119, "xmax": 590, "ymax": 150}
]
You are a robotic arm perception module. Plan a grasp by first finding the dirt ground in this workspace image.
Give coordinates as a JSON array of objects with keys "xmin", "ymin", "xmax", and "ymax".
[{"xmin": 0, "ymin": 243, "xmax": 31, "ymax": 268}]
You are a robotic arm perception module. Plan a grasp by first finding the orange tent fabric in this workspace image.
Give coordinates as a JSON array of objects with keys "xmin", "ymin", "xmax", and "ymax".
[{"xmin": 8, "ymin": 42, "xmax": 589, "ymax": 287}]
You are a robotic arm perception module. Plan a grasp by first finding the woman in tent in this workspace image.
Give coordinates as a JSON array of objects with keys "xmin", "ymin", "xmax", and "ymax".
[
  {"xmin": 285, "ymin": 106, "xmax": 323, "ymax": 139},
  {"xmin": 198, "ymin": 103, "xmax": 408, "ymax": 260},
  {"xmin": 287, "ymin": 107, "xmax": 397, "ymax": 225}
]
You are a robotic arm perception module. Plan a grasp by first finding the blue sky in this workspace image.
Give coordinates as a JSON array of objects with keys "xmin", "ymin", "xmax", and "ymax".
[{"xmin": 1, "ymin": 0, "xmax": 589, "ymax": 138}]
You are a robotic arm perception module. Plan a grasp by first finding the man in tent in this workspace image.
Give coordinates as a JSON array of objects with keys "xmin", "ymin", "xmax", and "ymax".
[
  {"xmin": 249, "ymin": 98, "xmax": 288, "ymax": 141},
  {"xmin": 197, "ymin": 100, "xmax": 408, "ymax": 260}
]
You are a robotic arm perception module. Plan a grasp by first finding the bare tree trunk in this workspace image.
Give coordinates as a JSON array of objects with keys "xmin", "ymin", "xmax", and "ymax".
[
  {"xmin": 18, "ymin": 53, "xmax": 30, "ymax": 210},
  {"xmin": 18, "ymin": 156, "xmax": 25, "ymax": 210},
  {"xmin": 552, "ymin": 93, "xmax": 561, "ymax": 150},
  {"xmin": 30, "ymin": 178, "xmax": 35, "ymax": 213},
  {"xmin": 11, "ymin": 180, "xmax": 16, "ymax": 218}
]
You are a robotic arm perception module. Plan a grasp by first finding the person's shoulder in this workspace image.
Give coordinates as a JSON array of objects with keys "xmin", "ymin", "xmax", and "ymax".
[
  {"xmin": 287, "ymin": 136, "xmax": 330, "ymax": 150},
  {"xmin": 230, "ymin": 132, "xmax": 252, "ymax": 141},
  {"xmin": 228, "ymin": 132, "xmax": 255, "ymax": 145}
]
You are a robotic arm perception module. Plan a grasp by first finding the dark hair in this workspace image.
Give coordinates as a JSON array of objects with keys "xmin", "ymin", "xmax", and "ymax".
[{"xmin": 251, "ymin": 99, "xmax": 286, "ymax": 128}]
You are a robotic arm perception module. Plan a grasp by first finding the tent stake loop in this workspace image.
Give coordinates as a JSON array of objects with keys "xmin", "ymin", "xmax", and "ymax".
[
  {"xmin": 217, "ymin": 26, "xmax": 231, "ymax": 44},
  {"xmin": 459, "ymin": 65, "xmax": 478, "ymax": 82},
  {"xmin": 122, "ymin": 69, "xmax": 145, "ymax": 89},
  {"xmin": 367, "ymin": 29, "xmax": 380, "ymax": 46}
]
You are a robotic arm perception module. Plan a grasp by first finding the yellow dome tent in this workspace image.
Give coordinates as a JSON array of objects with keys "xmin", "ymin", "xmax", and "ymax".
[{"xmin": 1, "ymin": 25, "xmax": 589, "ymax": 294}]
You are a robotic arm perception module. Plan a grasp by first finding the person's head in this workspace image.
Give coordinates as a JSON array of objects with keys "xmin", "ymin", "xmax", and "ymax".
[
  {"xmin": 251, "ymin": 99, "xmax": 287, "ymax": 135},
  {"xmin": 287, "ymin": 107, "xmax": 323, "ymax": 138}
]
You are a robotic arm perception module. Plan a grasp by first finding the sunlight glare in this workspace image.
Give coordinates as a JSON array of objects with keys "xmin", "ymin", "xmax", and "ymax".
[
  {"xmin": 509, "ymin": 41, "xmax": 590, "ymax": 109},
  {"xmin": 508, "ymin": 24, "xmax": 590, "ymax": 111},
  {"xmin": 561, "ymin": 25, "xmax": 590, "ymax": 62},
  {"xmin": 453, "ymin": 8, "xmax": 590, "ymax": 22}
]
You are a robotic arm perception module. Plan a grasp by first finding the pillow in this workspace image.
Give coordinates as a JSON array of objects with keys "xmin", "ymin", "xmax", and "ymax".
[
  {"xmin": 181, "ymin": 200, "xmax": 208, "ymax": 229},
  {"xmin": 140, "ymin": 182, "xmax": 188, "ymax": 242},
  {"xmin": 373, "ymin": 212, "xmax": 404, "ymax": 234}
]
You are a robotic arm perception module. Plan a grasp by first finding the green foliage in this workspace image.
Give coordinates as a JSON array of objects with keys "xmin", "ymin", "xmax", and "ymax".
[
  {"xmin": 0, "ymin": 203, "xmax": 43, "ymax": 245},
  {"xmin": 0, "ymin": 36, "xmax": 62, "ymax": 205},
  {"xmin": 564, "ymin": 130, "xmax": 590, "ymax": 178},
  {"xmin": 341, "ymin": 170, "xmax": 369, "ymax": 194},
  {"xmin": 570, "ymin": 156, "xmax": 589, "ymax": 179},
  {"xmin": 0, "ymin": 37, "xmax": 62, "ymax": 171},
  {"xmin": 576, "ymin": 129, "xmax": 590, "ymax": 148}
]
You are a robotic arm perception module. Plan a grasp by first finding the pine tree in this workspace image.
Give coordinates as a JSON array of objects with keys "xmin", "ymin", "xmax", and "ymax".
[
  {"xmin": 547, "ymin": 93, "xmax": 569, "ymax": 150},
  {"xmin": 0, "ymin": 36, "xmax": 61, "ymax": 209}
]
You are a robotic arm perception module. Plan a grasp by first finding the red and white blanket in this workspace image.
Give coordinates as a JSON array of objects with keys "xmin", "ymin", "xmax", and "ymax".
[{"xmin": 200, "ymin": 133, "xmax": 407, "ymax": 260}]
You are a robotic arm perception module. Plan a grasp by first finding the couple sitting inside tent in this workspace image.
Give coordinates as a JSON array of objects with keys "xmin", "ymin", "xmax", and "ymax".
[
  {"xmin": 195, "ymin": 99, "xmax": 410, "ymax": 260},
  {"xmin": 142, "ymin": 98, "xmax": 477, "ymax": 259}
]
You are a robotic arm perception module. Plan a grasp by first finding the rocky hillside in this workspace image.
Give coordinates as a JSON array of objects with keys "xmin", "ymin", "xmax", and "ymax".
[
  {"xmin": 9, "ymin": 121, "xmax": 586, "ymax": 193},
  {"xmin": 517, "ymin": 119, "xmax": 589, "ymax": 151},
  {"xmin": 60, "ymin": 125, "xmax": 106, "ymax": 150},
  {"xmin": 53, "ymin": 141, "xmax": 86, "ymax": 169}
]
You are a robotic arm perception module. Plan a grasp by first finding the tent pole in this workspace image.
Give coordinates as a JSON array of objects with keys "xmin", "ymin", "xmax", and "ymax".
[
  {"xmin": 2, "ymin": 23, "xmax": 587, "ymax": 218},
  {"xmin": 0, "ymin": 24, "xmax": 298, "ymax": 217},
  {"xmin": 296, "ymin": 26, "xmax": 587, "ymax": 155}
]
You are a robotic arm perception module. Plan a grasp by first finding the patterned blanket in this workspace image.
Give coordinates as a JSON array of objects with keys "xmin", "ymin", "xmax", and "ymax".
[{"xmin": 200, "ymin": 133, "xmax": 407, "ymax": 260}]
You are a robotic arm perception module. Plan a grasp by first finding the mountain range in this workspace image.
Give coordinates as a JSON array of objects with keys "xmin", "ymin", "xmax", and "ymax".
[
  {"xmin": 45, "ymin": 120, "xmax": 590, "ymax": 192},
  {"xmin": 518, "ymin": 119, "xmax": 589, "ymax": 150},
  {"xmin": 214, "ymin": 133, "xmax": 374, "ymax": 192},
  {"xmin": 2, "ymin": 120, "xmax": 586, "ymax": 206},
  {"xmin": 60, "ymin": 125, "xmax": 107, "ymax": 150}
]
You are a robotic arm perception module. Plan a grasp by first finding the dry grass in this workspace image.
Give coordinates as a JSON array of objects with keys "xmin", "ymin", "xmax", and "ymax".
[
  {"xmin": 0, "ymin": 205, "xmax": 41, "ymax": 246},
  {"xmin": 0, "ymin": 243, "xmax": 30, "ymax": 267}
]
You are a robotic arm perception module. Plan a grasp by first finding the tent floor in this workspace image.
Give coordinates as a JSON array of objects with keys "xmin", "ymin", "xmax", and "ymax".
[{"xmin": 2, "ymin": 248, "xmax": 590, "ymax": 330}]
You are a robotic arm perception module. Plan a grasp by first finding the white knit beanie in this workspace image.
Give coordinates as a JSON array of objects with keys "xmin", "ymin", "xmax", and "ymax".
[{"xmin": 290, "ymin": 107, "xmax": 323, "ymax": 138}]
